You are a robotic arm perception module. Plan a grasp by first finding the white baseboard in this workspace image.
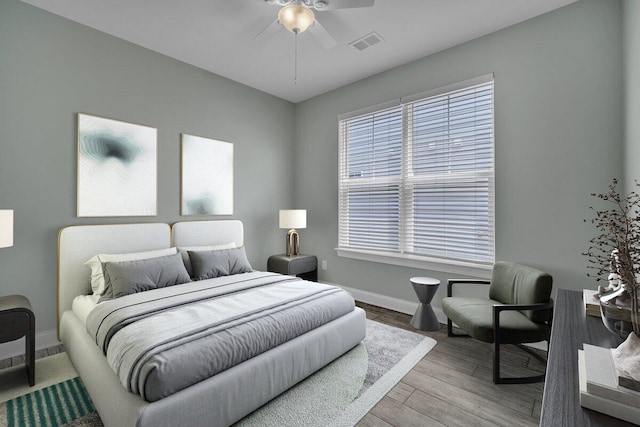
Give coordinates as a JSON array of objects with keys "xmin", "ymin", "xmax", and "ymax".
[
  {"xmin": 338, "ymin": 284, "xmax": 449, "ymax": 325},
  {"xmin": 0, "ymin": 329, "xmax": 60, "ymax": 361}
]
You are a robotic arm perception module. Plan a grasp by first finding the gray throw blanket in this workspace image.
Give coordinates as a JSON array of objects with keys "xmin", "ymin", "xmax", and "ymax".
[{"xmin": 86, "ymin": 272, "xmax": 356, "ymax": 401}]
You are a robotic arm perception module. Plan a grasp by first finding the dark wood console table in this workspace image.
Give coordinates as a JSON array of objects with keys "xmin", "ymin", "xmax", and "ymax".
[{"xmin": 540, "ymin": 289, "xmax": 634, "ymax": 426}]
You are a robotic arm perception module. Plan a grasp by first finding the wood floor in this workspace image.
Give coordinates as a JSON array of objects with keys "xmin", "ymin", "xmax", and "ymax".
[
  {"xmin": 0, "ymin": 343, "xmax": 64, "ymax": 370},
  {"xmin": 0, "ymin": 303, "xmax": 545, "ymax": 427},
  {"xmin": 355, "ymin": 301, "xmax": 545, "ymax": 427}
]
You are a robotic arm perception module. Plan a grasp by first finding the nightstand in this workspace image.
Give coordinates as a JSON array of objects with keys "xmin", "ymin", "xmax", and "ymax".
[
  {"xmin": 0, "ymin": 295, "xmax": 35, "ymax": 386},
  {"xmin": 268, "ymin": 254, "xmax": 318, "ymax": 282}
]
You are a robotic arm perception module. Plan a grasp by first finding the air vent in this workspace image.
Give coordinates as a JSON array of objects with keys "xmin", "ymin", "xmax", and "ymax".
[{"xmin": 349, "ymin": 32, "xmax": 384, "ymax": 51}]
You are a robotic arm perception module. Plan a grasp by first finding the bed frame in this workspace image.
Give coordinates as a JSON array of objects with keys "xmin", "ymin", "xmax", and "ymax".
[{"xmin": 58, "ymin": 220, "xmax": 366, "ymax": 427}]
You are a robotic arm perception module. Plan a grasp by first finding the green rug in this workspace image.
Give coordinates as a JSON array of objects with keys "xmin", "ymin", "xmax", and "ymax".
[
  {"xmin": 0, "ymin": 377, "xmax": 95, "ymax": 427},
  {"xmin": 0, "ymin": 320, "xmax": 436, "ymax": 427}
]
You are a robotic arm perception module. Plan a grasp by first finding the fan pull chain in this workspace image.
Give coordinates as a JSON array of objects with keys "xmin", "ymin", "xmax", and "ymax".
[{"xmin": 294, "ymin": 30, "xmax": 298, "ymax": 85}]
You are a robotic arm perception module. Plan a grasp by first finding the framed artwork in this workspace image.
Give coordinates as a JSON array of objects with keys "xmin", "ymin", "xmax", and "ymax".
[
  {"xmin": 77, "ymin": 113, "xmax": 157, "ymax": 217},
  {"xmin": 181, "ymin": 134, "xmax": 233, "ymax": 215}
]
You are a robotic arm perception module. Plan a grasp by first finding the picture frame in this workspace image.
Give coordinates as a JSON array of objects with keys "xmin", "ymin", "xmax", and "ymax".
[
  {"xmin": 77, "ymin": 113, "xmax": 157, "ymax": 217},
  {"xmin": 181, "ymin": 133, "xmax": 234, "ymax": 216}
]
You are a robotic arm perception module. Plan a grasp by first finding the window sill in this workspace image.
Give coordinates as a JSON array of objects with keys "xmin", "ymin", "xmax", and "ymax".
[{"xmin": 335, "ymin": 248, "xmax": 493, "ymax": 279}]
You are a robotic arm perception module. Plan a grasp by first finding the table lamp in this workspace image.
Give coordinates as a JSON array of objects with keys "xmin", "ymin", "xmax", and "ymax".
[
  {"xmin": 0, "ymin": 210, "xmax": 13, "ymax": 248},
  {"xmin": 279, "ymin": 209, "xmax": 306, "ymax": 256}
]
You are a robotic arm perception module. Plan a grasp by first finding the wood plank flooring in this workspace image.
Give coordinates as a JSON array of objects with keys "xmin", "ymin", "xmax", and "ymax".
[
  {"xmin": 356, "ymin": 301, "xmax": 545, "ymax": 427},
  {"xmin": 0, "ymin": 343, "xmax": 64, "ymax": 370},
  {"xmin": 0, "ymin": 303, "xmax": 545, "ymax": 426}
]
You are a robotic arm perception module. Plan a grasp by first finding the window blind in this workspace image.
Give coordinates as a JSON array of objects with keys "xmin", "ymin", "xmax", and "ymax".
[{"xmin": 338, "ymin": 76, "xmax": 494, "ymax": 267}]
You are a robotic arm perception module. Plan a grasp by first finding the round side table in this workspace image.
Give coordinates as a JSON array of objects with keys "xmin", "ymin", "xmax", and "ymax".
[{"xmin": 409, "ymin": 277, "xmax": 440, "ymax": 331}]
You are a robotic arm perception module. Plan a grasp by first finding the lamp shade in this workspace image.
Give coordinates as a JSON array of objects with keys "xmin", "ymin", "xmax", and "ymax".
[
  {"xmin": 278, "ymin": 4, "xmax": 315, "ymax": 33},
  {"xmin": 279, "ymin": 209, "xmax": 307, "ymax": 229},
  {"xmin": 0, "ymin": 210, "xmax": 13, "ymax": 248}
]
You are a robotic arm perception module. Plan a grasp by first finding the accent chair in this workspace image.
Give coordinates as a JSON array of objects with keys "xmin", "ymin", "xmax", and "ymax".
[{"xmin": 442, "ymin": 261, "xmax": 553, "ymax": 384}]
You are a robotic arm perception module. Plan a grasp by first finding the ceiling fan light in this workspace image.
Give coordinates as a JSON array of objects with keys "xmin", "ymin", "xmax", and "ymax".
[{"xmin": 278, "ymin": 5, "xmax": 315, "ymax": 33}]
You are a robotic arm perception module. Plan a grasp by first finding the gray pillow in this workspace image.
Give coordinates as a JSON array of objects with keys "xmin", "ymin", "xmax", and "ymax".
[
  {"xmin": 177, "ymin": 243, "xmax": 236, "ymax": 277},
  {"xmin": 188, "ymin": 247, "xmax": 253, "ymax": 281},
  {"xmin": 99, "ymin": 252, "xmax": 191, "ymax": 301}
]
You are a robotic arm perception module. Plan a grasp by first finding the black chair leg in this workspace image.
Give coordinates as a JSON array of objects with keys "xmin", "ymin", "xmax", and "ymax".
[
  {"xmin": 493, "ymin": 339, "xmax": 501, "ymax": 384},
  {"xmin": 446, "ymin": 317, "xmax": 469, "ymax": 338},
  {"xmin": 492, "ymin": 305, "xmax": 549, "ymax": 384},
  {"xmin": 493, "ymin": 341, "xmax": 547, "ymax": 384},
  {"xmin": 448, "ymin": 317, "xmax": 546, "ymax": 383}
]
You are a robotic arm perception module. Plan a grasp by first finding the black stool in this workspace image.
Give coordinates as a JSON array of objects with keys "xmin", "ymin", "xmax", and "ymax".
[{"xmin": 0, "ymin": 295, "xmax": 35, "ymax": 386}]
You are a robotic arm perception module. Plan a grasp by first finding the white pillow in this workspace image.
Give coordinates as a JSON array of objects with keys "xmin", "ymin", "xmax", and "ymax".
[
  {"xmin": 178, "ymin": 243, "xmax": 236, "ymax": 277},
  {"xmin": 85, "ymin": 247, "xmax": 178, "ymax": 296},
  {"xmin": 71, "ymin": 294, "xmax": 100, "ymax": 326}
]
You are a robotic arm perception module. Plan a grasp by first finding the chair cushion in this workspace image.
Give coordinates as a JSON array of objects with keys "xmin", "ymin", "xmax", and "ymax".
[
  {"xmin": 442, "ymin": 296, "xmax": 551, "ymax": 344},
  {"xmin": 489, "ymin": 261, "xmax": 552, "ymax": 322}
]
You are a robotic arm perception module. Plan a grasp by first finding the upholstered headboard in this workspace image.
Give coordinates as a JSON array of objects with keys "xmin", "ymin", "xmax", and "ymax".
[
  {"xmin": 171, "ymin": 220, "xmax": 244, "ymax": 247},
  {"xmin": 57, "ymin": 223, "xmax": 171, "ymax": 327},
  {"xmin": 57, "ymin": 220, "xmax": 245, "ymax": 330}
]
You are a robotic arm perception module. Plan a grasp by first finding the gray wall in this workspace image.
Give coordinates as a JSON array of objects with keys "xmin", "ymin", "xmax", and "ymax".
[
  {"xmin": 0, "ymin": 0, "xmax": 296, "ymax": 332},
  {"xmin": 294, "ymin": 0, "xmax": 624, "ymax": 306},
  {"xmin": 624, "ymin": 0, "xmax": 640, "ymax": 193},
  {"xmin": 0, "ymin": 0, "xmax": 629, "ymax": 335}
]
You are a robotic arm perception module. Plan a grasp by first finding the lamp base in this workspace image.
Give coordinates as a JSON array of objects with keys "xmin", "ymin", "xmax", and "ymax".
[{"xmin": 286, "ymin": 229, "xmax": 300, "ymax": 256}]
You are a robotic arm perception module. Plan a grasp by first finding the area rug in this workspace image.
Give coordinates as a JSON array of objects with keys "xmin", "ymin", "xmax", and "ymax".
[
  {"xmin": 236, "ymin": 319, "xmax": 436, "ymax": 427},
  {"xmin": 0, "ymin": 320, "xmax": 436, "ymax": 427},
  {"xmin": 0, "ymin": 377, "xmax": 95, "ymax": 427}
]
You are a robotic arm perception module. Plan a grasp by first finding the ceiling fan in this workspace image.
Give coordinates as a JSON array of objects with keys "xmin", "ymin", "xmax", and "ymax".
[{"xmin": 255, "ymin": 0, "xmax": 375, "ymax": 49}]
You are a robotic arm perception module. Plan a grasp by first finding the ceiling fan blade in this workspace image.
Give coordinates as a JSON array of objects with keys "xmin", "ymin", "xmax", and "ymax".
[
  {"xmin": 253, "ymin": 18, "xmax": 281, "ymax": 41},
  {"xmin": 313, "ymin": 0, "xmax": 375, "ymax": 11},
  {"xmin": 308, "ymin": 19, "xmax": 337, "ymax": 49}
]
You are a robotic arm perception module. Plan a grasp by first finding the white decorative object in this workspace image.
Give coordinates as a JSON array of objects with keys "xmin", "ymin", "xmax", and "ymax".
[
  {"xmin": 77, "ymin": 113, "xmax": 157, "ymax": 217},
  {"xmin": 612, "ymin": 332, "xmax": 640, "ymax": 388},
  {"xmin": 608, "ymin": 272, "xmax": 622, "ymax": 288}
]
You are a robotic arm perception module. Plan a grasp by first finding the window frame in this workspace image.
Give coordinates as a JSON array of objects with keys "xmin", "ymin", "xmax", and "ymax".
[{"xmin": 336, "ymin": 74, "xmax": 495, "ymax": 278}]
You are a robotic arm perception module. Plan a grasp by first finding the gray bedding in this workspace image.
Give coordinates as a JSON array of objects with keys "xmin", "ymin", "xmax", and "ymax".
[{"xmin": 86, "ymin": 272, "xmax": 357, "ymax": 402}]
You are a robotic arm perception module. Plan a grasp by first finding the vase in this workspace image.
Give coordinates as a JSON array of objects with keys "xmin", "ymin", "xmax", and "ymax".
[{"xmin": 600, "ymin": 299, "xmax": 635, "ymax": 339}]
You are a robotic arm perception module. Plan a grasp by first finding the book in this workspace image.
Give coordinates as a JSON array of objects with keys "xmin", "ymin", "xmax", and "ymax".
[
  {"xmin": 619, "ymin": 375, "xmax": 640, "ymax": 393},
  {"xmin": 583, "ymin": 344, "xmax": 640, "ymax": 407},
  {"xmin": 579, "ymin": 349, "xmax": 640, "ymax": 424},
  {"xmin": 583, "ymin": 288, "xmax": 601, "ymax": 317}
]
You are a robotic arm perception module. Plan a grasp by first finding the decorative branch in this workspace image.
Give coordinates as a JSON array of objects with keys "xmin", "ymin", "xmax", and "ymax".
[{"xmin": 583, "ymin": 178, "xmax": 640, "ymax": 334}]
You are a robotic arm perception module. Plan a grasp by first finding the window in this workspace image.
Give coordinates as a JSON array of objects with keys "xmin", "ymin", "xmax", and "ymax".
[{"xmin": 337, "ymin": 75, "xmax": 494, "ymax": 276}]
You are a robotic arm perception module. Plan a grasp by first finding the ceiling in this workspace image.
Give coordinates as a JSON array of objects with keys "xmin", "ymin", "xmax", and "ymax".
[{"xmin": 21, "ymin": 0, "xmax": 578, "ymax": 103}]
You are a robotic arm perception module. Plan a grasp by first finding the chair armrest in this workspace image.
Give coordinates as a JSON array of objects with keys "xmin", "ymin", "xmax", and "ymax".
[
  {"xmin": 447, "ymin": 279, "xmax": 491, "ymax": 297},
  {"xmin": 493, "ymin": 300, "xmax": 554, "ymax": 327}
]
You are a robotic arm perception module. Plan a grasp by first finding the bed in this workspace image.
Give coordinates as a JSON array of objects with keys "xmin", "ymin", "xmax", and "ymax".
[{"xmin": 58, "ymin": 220, "xmax": 366, "ymax": 427}]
